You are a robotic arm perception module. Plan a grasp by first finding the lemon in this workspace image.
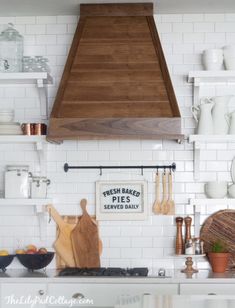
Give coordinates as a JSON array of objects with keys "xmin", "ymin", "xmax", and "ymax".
[{"xmin": 0, "ymin": 250, "xmax": 9, "ymax": 256}]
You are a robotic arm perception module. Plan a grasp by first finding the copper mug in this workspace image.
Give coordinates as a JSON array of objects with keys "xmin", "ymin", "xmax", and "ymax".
[
  {"xmin": 21, "ymin": 123, "xmax": 47, "ymax": 135},
  {"xmin": 34, "ymin": 123, "xmax": 47, "ymax": 135},
  {"xmin": 21, "ymin": 123, "xmax": 35, "ymax": 135}
]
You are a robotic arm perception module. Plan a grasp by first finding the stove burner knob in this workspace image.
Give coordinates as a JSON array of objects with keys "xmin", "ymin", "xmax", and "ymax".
[
  {"xmin": 72, "ymin": 293, "xmax": 85, "ymax": 299},
  {"xmin": 38, "ymin": 290, "xmax": 44, "ymax": 296},
  {"xmin": 158, "ymin": 268, "xmax": 166, "ymax": 277}
]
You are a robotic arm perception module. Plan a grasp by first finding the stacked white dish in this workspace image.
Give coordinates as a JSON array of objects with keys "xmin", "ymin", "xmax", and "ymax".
[{"xmin": 0, "ymin": 110, "xmax": 22, "ymax": 135}]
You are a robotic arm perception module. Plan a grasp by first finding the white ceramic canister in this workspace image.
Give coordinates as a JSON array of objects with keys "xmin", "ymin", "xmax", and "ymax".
[
  {"xmin": 202, "ymin": 48, "xmax": 224, "ymax": 71},
  {"xmin": 5, "ymin": 165, "xmax": 31, "ymax": 198},
  {"xmin": 31, "ymin": 176, "xmax": 50, "ymax": 199}
]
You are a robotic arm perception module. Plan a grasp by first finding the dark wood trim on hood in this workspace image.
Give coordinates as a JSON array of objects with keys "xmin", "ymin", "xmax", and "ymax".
[{"xmin": 48, "ymin": 3, "xmax": 183, "ymax": 142}]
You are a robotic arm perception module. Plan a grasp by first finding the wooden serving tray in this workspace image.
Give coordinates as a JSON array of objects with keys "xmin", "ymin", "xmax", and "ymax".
[{"xmin": 200, "ymin": 209, "xmax": 235, "ymax": 268}]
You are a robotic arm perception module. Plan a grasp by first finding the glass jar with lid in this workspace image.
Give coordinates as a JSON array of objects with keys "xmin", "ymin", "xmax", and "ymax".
[{"xmin": 0, "ymin": 23, "xmax": 23, "ymax": 72}]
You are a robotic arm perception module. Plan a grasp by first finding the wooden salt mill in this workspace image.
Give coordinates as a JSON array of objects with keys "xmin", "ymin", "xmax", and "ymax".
[
  {"xmin": 184, "ymin": 216, "xmax": 192, "ymax": 242},
  {"xmin": 175, "ymin": 217, "xmax": 184, "ymax": 255}
]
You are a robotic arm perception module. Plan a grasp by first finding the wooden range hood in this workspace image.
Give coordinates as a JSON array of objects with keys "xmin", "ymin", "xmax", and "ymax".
[{"xmin": 48, "ymin": 3, "xmax": 183, "ymax": 142}]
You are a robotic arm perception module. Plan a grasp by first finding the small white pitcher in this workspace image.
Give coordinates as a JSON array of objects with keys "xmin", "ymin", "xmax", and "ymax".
[
  {"xmin": 226, "ymin": 110, "xmax": 235, "ymax": 134},
  {"xmin": 191, "ymin": 98, "xmax": 214, "ymax": 135}
]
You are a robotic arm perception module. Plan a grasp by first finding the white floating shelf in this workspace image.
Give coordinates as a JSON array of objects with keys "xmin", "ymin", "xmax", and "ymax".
[
  {"xmin": 188, "ymin": 71, "xmax": 235, "ymax": 84},
  {"xmin": 189, "ymin": 135, "xmax": 235, "ymax": 143},
  {"xmin": 0, "ymin": 72, "xmax": 53, "ymax": 85},
  {"xmin": 0, "ymin": 198, "xmax": 52, "ymax": 209},
  {"xmin": 190, "ymin": 198, "xmax": 235, "ymax": 206},
  {"xmin": 0, "ymin": 135, "xmax": 46, "ymax": 143},
  {"xmin": 189, "ymin": 135, "xmax": 235, "ymax": 180}
]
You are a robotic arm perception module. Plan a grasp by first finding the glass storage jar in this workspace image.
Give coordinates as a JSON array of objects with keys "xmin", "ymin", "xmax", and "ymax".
[{"xmin": 0, "ymin": 23, "xmax": 23, "ymax": 72}]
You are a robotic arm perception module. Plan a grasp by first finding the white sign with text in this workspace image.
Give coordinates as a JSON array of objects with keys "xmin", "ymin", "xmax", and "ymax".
[{"xmin": 96, "ymin": 181, "xmax": 148, "ymax": 220}]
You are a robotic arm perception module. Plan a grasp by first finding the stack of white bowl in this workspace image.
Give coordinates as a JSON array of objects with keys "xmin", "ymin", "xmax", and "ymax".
[
  {"xmin": 0, "ymin": 110, "xmax": 22, "ymax": 135},
  {"xmin": 223, "ymin": 45, "xmax": 235, "ymax": 70}
]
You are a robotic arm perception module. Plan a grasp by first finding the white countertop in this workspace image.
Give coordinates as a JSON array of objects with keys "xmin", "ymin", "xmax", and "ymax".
[{"xmin": 1, "ymin": 269, "xmax": 235, "ymax": 284}]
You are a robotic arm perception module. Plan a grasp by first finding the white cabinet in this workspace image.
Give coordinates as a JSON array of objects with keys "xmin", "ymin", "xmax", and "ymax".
[
  {"xmin": 1, "ymin": 283, "xmax": 47, "ymax": 308},
  {"xmin": 48, "ymin": 283, "xmax": 178, "ymax": 307},
  {"xmin": 180, "ymin": 283, "xmax": 235, "ymax": 295}
]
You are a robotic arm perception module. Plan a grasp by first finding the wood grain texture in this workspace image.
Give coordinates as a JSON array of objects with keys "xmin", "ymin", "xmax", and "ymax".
[
  {"xmin": 80, "ymin": 3, "xmax": 153, "ymax": 16},
  {"xmin": 71, "ymin": 199, "xmax": 100, "ymax": 268},
  {"xmin": 200, "ymin": 210, "xmax": 235, "ymax": 268},
  {"xmin": 48, "ymin": 117, "xmax": 182, "ymax": 140},
  {"xmin": 48, "ymin": 3, "xmax": 183, "ymax": 141}
]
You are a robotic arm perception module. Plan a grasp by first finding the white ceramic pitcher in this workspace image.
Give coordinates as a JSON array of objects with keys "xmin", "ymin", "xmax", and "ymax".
[
  {"xmin": 191, "ymin": 98, "xmax": 214, "ymax": 135},
  {"xmin": 212, "ymin": 96, "xmax": 233, "ymax": 134},
  {"xmin": 226, "ymin": 110, "xmax": 235, "ymax": 134}
]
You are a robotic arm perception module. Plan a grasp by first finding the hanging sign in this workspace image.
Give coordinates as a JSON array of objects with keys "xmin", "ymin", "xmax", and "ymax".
[{"xmin": 96, "ymin": 180, "xmax": 148, "ymax": 220}]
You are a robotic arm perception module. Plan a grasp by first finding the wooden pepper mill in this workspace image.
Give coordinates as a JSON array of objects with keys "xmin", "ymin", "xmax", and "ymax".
[
  {"xmin": 175, "ymin": 217, "xmax": 184, "ymax": 255},
  {"xmin": 184, "ymin": 216, "xmax": 192, "ymax": 242}
]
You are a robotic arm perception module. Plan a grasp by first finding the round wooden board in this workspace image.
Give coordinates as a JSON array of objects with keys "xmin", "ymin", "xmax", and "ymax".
[{"xmin": 200, "ymin": 209, "xmax": 235, "ymax": 268}]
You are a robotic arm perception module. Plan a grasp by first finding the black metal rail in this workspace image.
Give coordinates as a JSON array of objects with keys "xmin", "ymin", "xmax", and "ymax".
[{"xmin": 64, "ymin": 162, "xmax": 176, "ymax": 175}]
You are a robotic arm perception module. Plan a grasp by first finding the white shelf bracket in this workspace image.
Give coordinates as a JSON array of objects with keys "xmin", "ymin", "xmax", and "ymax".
[
  {"xmin": 35, "ymin": 141, "xmax": 47, "ymax": 175},
  {"xmin": 37, "ymin": 78, "xmax": 48, "ymax": 121},
  {"xmin": 33, "ymin": 204, "xmax": 47, "ymax": 240},
  {"xmin": 194, "ymin": 141, "xmax": 201, "ymax": 180},
  {"xmin": 38, "ymin": 212, "xmax": 47, "ymax": 240},
  {"xmin": 193, "ymin": 77, "xmax": 200, "ymax": 106}
]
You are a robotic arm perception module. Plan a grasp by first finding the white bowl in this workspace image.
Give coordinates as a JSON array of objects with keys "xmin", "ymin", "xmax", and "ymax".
[
  {"xmin": 0, "ymin": 109, "xmax": 14, "ymax": 122},
  {"xmin": 205, "ymin": 182, "xmax": 228, "ymax": 198},
  {"xmin": 228, "ymin": 184, "xmax": 235, "ymax": 198}
]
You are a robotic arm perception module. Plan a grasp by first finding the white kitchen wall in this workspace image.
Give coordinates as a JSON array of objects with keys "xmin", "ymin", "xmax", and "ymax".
[{"xmin": 0, "ymin": 13, "xmax": 235, "ymax": 269}]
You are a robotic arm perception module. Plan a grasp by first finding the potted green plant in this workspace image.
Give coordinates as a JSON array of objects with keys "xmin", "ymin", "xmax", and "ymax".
[{"xmin": 208, "ymin": 240, "xmax": 230, "ymax": 273}]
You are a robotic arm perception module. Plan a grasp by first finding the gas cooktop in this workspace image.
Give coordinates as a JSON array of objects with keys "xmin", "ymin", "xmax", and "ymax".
[{"xmin": 58, "ymin": 267, "xmax": 148, "ymax": 277}]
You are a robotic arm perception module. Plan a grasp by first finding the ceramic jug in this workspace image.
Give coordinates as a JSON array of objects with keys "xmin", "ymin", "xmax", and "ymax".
[
  {"xmin": 212, "ymin": 96, "xmax": 233, "ymax": 134},
  {"xmin": 226, "ymin": 110, "xmax": 235, "ymax": 134},
  {"xmin": 192, "ymin": 98, "xmax": 214, "ymax": 135}
]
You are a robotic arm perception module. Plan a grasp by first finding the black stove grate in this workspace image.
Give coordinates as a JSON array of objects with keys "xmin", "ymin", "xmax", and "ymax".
[{"xmin": 58, "ymin": 267, "xmax": 148, "ymax": 277}]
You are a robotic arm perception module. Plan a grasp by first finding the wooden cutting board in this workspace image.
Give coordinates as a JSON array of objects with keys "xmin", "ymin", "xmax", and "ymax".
[
  {"xmin": 200, "ymin": 209, "xmax": 235, "ymax": 268},
  {"xmin": 56, "ymin": 215, "xmax": 102, "ymax": 269},
  {"xmin": 71, "ymin": 199, "xmax": 101, "ymax": 268},
  {"xmin": 46, "ymin": 204, "xmax": 76, "ymax": 267}
]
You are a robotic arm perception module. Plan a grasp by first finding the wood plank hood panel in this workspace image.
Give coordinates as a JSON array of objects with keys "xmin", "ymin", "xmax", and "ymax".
[{"xmin": 48, "ymin": 3, "xmax": 183, "ymax": 141}]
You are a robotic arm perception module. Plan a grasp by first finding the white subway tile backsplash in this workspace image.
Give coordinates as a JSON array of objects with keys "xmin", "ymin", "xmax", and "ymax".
[
  {"xmin": 57, "ymin": 15, "xmax": 78, "ymax": 24},
  {"xmin": 46, "ymin": 24, "xmax": 67, "ymax": 34},
  {"xmin": 161, "ymin": 14, "xmax": 183, "ymax": 22},
  {"xmin": 16, "ymin": 16, "xmax": 35, "ymax": 24},
  {"xmin": 173, "ymin": 23, "xmax": 193, "ymax": 33},
  {"xmin": 121, "ymin": 248, "xmax": 142, "ymax": 259},
  {"xmin": 36, "ymin": 16, "xmax": 57, "ymax": 24},
  {"xmin": 205, "ymin": 32, "xmax": 226, "ymax": 43},
  {"xmin": 194, "ymin": 22, "xmax": 214, "ymax": 32},
  {"xmin": 26, "ymin": 24, "xmax": 46, "ymax": 34},
  {"xmin": 36, "ymin": 34, "xmax": 57, "ymax": 45}
]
